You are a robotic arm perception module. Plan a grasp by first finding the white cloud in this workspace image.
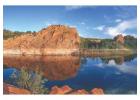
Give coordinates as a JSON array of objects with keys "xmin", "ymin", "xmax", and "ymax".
[
  {"xmin": 107, "ymin": 60, "xmax": 137, "ymax": 75},
  {"xmin": 124, "ymin": 33, "xmax": 137, "ymax": 38},
  {"xmin": 115, "ymin": 19, "xmax": 122, "ymax": 23},
  {"xmin": 93, "ymin": 25, "xmax": 105, "ymax": 31},
  {"xmin": 65, "ymin": 6, "xmax": 96, "ymax": 11},
  {"xmin": 80, "ymin": 22, "xmax": 85, "ymax": 25},
  {"xmin": 105, "ymin": 19, "xmax": 137, "ymax": 36},
  {"xmin": 96, "ymin": 59, "xmax": 136, "ymax": 75},
  {"xmin": 65, "ymin": 6, "xmax": 83, "ymax": 10}
]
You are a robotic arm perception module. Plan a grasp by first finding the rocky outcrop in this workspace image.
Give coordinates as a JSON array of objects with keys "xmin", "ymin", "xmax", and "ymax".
[
  {"xmin": 4, "ymin": 25, "xmax": 80, "ymax": 55},
  {"xmin": 91, "ymin": 88, "xmax": 104, "ymax": 94},
  {"xmin": 70, "ymin": 89, "xmax": 89, "ymax": 94},
  {"xmin": 49, "ymin": 85, "xmax": 104, "ymax": 95},
  {"xmin": 4, "ymin": 83, "xmax": 104, "ymax": 94},
  {"xmin": 114, "ymin": 34, "xmax": 124, "ymax": 44},
  {"xmin": 49, "ymin": 85, "xmax": 72, "ymax": 94},
  {"xmin": 3, "ymin": 83, "xmax": 31, "ymax": 94}
]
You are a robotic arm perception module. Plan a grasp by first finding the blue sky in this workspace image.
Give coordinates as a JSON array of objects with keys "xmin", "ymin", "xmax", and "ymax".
[{"xmin": 3, "ymin": 6, "xmax": 137, "ymax": 38}]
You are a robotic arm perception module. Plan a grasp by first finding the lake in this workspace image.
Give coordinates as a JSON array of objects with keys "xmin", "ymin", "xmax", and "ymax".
[{"xmin": 3, "ymin": 54, "xmax": 137, "ymax": 94}]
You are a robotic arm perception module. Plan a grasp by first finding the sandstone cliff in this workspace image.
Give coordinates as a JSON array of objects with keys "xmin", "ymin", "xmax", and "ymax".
[
  {"xmin": 4, "ymin": 25, "xmax": 80, "ymax": 55},
  {"xmin": 114, "ymin": 34, "xmax": 124, "ymax": 44}
]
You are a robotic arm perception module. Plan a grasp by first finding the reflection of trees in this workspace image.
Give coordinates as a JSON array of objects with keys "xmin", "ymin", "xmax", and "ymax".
[
  {"xmin": 100, "ymin": 57, "xmax": 124, "ymax": 65},
  {"xmin": 10, "ymin": 67, "xmax": 48, "ymax": 94},
  {"xmin": 124, "ymin": 54, "xmax": 137, "ymax": 62},
  {"xmin": 80, "ymin": 57, "xmax": 88, "ymax": 65},
  {"xmin": 4, "ymin": 55, "xmax": 80, "ymax": 80},
  {"xmin": 100, "ymin": 54, "xmax": 136, "ymax": 65}
]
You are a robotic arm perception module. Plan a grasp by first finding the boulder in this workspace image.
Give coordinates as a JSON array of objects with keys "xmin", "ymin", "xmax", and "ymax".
[
  {"xmin": 70, "ymin": 89, "xmax": 89, "ymax": 94},
  {"xmin": 91, "ymin": 88, "xmax": 104, "ymax": 94},
  {"xmin": 3, "ymin": 83, "xmax": 31, "ymax": 94},
  {"xmin": 49, "ymin": 85, "xmax": 72, "ymax": 94}
]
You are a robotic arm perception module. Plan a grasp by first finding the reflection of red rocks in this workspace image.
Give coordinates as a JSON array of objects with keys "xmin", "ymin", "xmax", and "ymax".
[{"xmin": 4, "ymin": 55, "xmax": 80, "ymax": 80}]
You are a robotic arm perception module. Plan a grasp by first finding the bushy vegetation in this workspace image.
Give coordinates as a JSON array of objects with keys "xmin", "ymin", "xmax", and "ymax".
[
  {"xmin": 80, "ymin": 35, "xmax": 137, "ymax": 49},
  {"xmin": 80, "ymin": 38, "xmax": 122, "ymax": 49},
  {"xmin": 3, "ymin": 29, "xmax": 36, "ymax": 39},
  {"xmin": 10, "ymin": 67, "xmax": 48, "ymax": 94},
  {"xmin": 124, "ymin": 35, "xmax": 137, "ymax": 49}
]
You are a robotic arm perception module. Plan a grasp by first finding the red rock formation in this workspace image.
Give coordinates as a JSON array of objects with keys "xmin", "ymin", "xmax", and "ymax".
[
  {"xmin": 91, "ymin": 88, "xmax": 104, "ymax": 94},
  {"xmin": 49, "ymin": 85, "xmax": 72, "ymax": 94},
  {"xmin": 4, "ymin": 25, "xmax": 80, "ymax": 55},
  {"xmin": 3, "ymin": 83, "xmax": 31, "ymax": 94},
  {"xmin": 61, "ymin": 85, "xmax": 73, "ymax": 93},
  {"xmin": 4, "ymin": 83, "xmax": 104, "ymax": 95},
  {"xmin": 70, "ymin": 89, "xmax": 89, "ymax": 94},
  {"xmin": 49, "ymin": 85, "xmax": 104, "ymax": 95},
  {"xmin": 114, "ymin": 34, "xmax": 124, "ymax": 44}
]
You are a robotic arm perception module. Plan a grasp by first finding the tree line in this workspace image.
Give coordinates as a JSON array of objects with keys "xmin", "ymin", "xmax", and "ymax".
[{"xmin": 80, "ymin": 35, "xmax": 137, "ymax": 49}]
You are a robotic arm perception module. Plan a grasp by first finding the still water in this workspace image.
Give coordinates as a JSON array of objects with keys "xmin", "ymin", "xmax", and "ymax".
[{"xmin": 3, "ymin": 54, "xmax": 137, "ymax": 94}]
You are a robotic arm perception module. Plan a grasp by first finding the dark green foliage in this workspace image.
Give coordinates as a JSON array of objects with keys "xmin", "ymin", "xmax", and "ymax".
[
  {"xmin": 3, "ymin": 29, "xmax": 36, "ymax": 40},
  {"xmin": 80, "ymin": 37, "xmax": 101, "ymax": 49},
  {"xmin": 124, "ymin": 35, "xmax": 137, "ymax": 49},
  {"xmin": 99, "ymin": 40, "xmax": 123, "ymax": 49},
  {"xmin": 80, "ymin": 35, "xmax": 137, "ymax": 49},
  {"xmin": 80, "ymin": 37, "xmax": 124, "ymax": 49},
  {"xmin": 3, "ymin": 29, "xmax": 20, "ymax": 39}
]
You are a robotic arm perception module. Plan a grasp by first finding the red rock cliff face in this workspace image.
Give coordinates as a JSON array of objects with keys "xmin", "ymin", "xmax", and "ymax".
[
  {"xmin": 4, "ymin": 25, "xmax": 80, "ymax": 55},
  {"xmin": 114, "ymin": 34, "xmax": 124, "ymax": 44}
]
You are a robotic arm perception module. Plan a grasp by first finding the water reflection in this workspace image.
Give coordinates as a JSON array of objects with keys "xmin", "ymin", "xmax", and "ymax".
[
  {"xmin": 9, "ymin": 67, "xmax": 48, "ymax": 94},
  {"xmin": 3, "ymin": 54, "xmax": 137, "ymax": 94},
  {"xmin": 4, "ymin": 55, "xmax": 80, "ymax": 80},
  {"xmin": 88, "ymin": 54, "xmax": 136, "ymax": 65}
]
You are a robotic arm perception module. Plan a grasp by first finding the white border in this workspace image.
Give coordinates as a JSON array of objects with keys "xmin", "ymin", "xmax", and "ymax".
[
  {"xmin": 137, "ymin": 4, "xmax": 140, "ymax": 96},
  {"xmin": 0, "ymin": 0, "xmax": 3, "ymax": 96},
  {"xmin": 1, "ymin": 0, "xmax": 140, "ymax": 100},
  {"xmin": 3, "ymin": 0, "xmax": 140, "ymax": 5}
]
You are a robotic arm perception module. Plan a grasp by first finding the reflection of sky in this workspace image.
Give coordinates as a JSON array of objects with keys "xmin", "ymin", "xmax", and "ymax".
[
  {"xmin": 84, "ymin": 57, "xmax": 137, "ymax": 75},
  {"xmin": 78, "ymin": 56, "xmax": 137, "ymax": 94}
]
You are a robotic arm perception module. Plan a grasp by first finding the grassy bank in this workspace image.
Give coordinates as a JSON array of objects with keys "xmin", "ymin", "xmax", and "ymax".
[{"xmin": 79, "ymin": 49, "xmax": 136, "ymax": 56}]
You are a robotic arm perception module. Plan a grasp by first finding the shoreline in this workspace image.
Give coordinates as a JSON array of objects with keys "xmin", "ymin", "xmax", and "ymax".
[
  {"xmin": 3, "ymin": 48, "xmax": 136, "ymax": 56},
  {"xmin": 3, "ymin": 83, "xmax": 104, "ymax": 94},
  {"xmin": 79, "ymin": 48, "xmax": 136, "ymax": 56},
  {"xmin": 3, "ymin": 48, "xmax": 79, "ymax": 56}
]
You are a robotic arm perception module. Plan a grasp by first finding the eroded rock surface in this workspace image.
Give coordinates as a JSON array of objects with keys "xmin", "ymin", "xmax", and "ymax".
[{"xmin": 4, "ymin": 25, "xmax": 80, "ymax": 55}]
